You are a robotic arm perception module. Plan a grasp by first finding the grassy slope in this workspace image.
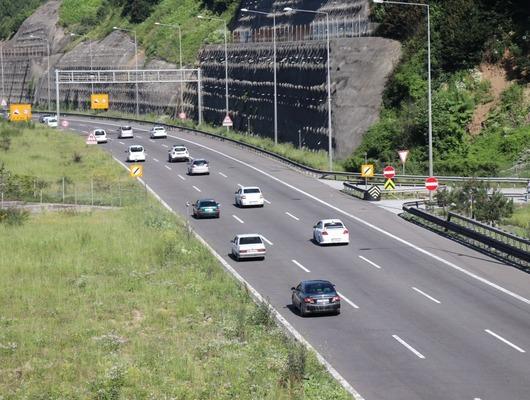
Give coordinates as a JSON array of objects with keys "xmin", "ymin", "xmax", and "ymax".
[{"xmin": 0, "ymin": 124, "xmax": 351, "ymax": 398}]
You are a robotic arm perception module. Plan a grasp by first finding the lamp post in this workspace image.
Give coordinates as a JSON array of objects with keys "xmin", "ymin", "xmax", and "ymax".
[
  {"xmin": 70, "ymin": 33, "xmax": 94, "ymax": 94},
  {"xmin": 154, "ymin": 22, "xmax": 185, "ymax": 117},
  {"xmin": 0, "ymin": 41, "xmax": 5, "ymax": 105},
  {"xmin": 241, "ymin": 8, "xmax": 279, "ymax": 145},
  {"xmin": 30, "ymin": 35, "xmax": 51, "ymax": 111},
  {"xmin": 197, "ymin": 15, "xmax": 230, "ymax": 129},
  {"xmin": 373, "ymin": 0, "xmax": 433, "ymax": 178},
  {"xmin": 113, "ymin": 26, "xmax": 139, "ymax": 116},
  {"xmin": 284, "ymin": 7, "xmax": 333, "ymax": 171}
]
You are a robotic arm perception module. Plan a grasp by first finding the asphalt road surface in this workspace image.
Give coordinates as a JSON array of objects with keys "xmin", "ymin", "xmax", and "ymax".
[{"xmin": 55, "ymin": 116, "xmax": 530, "ymax": 400}]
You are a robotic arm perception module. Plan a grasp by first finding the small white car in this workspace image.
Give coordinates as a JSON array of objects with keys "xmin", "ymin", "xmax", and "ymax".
[
  {"xmin": 126, "ymin": 145, "xmax": 146, "ymax": 162},
  {"xmin": 168, "ymin": 144, "xmax": 189, "ymax": 162},
  {"xmin": 150, "ymin": 126, "xmax": 167, "ymax": 139},
  {"xmin": 118, "ymin": 125, "xmax": 134, "ymax": 138},
  {"xmin": 313, "ymin": 219, "xmax": 349, "ymax": 245},
  {"xmin": 93, "ymin": 129, "xmax": 107, "ymax": 143},
  {"xmin": 231, "ymin": 234, "xmax": 266, "ymax": 261},
  {"xmin": 46, "ymin": 117, "xmax": 58, "ymax": 127},
  {"xmin": 187, "ymin": 158, "xmax": 209, "ymax": 175},
  {"xmin": 235, "ymin": 186, "xmax": 264, "ymax": 207}
]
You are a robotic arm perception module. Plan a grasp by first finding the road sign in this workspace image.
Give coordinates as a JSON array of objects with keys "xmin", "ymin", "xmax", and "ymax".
[
  {"xmin": 129, "ymin": 164, "xmax": 143, "ymax": 178},
  {"xmin": 384, "ymin": 179, "xmax": 396, "ymax": 190},
  {"xmin": 9, "ymin": 104, "xmax": 31, "ymax": 121},
  {"xmin": 383, "ymin": 166, "xmax": 396, "ymax": 180},
  {"xmin": 91, "ymin": 93, "xmax": 109, "ymax": 110},
  {"xmin": 86, "ymin": 132, "xmax": 97, "ymax": 145},
  {"xmin": 398, "ymin": 150, "xmax": 409, "ymax": 164},
  {"xmin": 425, "ymin": 177, "xmax": 439, "ymax": 191},
  {"xmin": 361, "ymin": 164, "xmax": 374, "ymax": 178},
  {"xmin": 179, "ymin": 112, "xmax": 187, "ymax": 120},
  {"xmin": 1, "ymin": 99, "xmax": 7, "ymax": 107},
  {"xmin": 61, "ymin": 120, "xmax": 69, "ymax": 128},
  {"xmin": 367, "ymin": 185, "xmax": 381, "ymax": 201},
  {"xmin": 222, "ymin": 115, "xmax": 233, "ymax": 127}
]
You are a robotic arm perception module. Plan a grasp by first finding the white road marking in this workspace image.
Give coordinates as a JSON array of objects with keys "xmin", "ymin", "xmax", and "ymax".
[
  {"xmin": 137, "ymin": 136, "xmax": 143, "ymax": 139},
  {"xmin": 153, "ymin": 158, "xmax": 159, "ymax": 162},
  {"xmin": 192, "ymin": 185, "xmax": 201, "ymax": 193},
  {"xmin": 119, "ymin": 141, "xmax": 125, "ymax": 145},
  {"xmin": 485, "ymin": 329, "xmax": 526, "ymax": 353},
  {"xmin": 162, "ymin": 144, "xmax": 169, "ymax": 148},
  {"xmin": 165, "ymin": 165, "xmax": 172, "ymax": 171},
  {"xmin": 232, "ymin": 214, "xmax": 244, "ymax": 224},
  {"xmin": 177, "ymin": 174, "xmax": 186, "ymax": 181},
  {"xmin": 292, "ymin": 259, "xmax": 310, "ymax": 273},
  {"xmin": 412, "ymin": 287, "xmax": 441, "ymax": 304},
  {"xmin": 358, "ymin": 255, "xmax": 382, "ymax": 269},
  {"xmin": 285, "ymin": 212, "xmax": 300, "ymax": 221},
  {"xmin": 337, "ymin": 292, "xmax": 359, "ymax": 309},
  {"xmin": 218, "ymin": 172, "xmax": 228, "ymax": 178},
  {"xmin": 70, "ymin": 118, "xmax": 530, "ymax": 308},
  {"xmin": 149, "ymin": 139, "xmax": 155, "ymax": 143},
  {"xmin": 392, "ymin": 335, "xmax": 426, "ymax": 359},
  {"xmin": 261, "ymin": 235, "xmax": 274, "ymax": 246},
  {"xmin": 237, "ymin": 183, "xmax": 243, "ymax": 188},
  {"xmin": 264, "ymin": 198, "xmax": 271, "ymax": 204}
]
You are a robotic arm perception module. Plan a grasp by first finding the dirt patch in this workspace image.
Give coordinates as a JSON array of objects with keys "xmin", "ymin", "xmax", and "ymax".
[{"xmin": 468, "ymin": 64, "xmax": 510, "ymax": 135}]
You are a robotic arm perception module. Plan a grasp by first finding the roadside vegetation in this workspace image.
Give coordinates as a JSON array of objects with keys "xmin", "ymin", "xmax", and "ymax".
[{"xmin": 0, "ymin": 122, "xmax": 351, "ymax": 398}]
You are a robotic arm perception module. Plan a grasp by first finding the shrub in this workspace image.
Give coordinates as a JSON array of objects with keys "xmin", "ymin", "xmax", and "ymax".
[{"xmin": 0, "ymin": 208, "xmax": 29, "ymax": 226}]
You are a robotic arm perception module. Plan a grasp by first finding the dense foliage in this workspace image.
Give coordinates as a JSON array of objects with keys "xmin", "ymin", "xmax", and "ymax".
[{"xmin": 0, "ymin": 0, "xmax": 45, "ymax": 39}]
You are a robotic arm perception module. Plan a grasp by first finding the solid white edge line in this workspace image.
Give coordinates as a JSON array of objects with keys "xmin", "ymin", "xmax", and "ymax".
[
  {"xmin": 193, "ymin": 185, "xmax": 201, "ymax": 193},
  {"xmin": 264, "ymin": 198, "xmax": 271, "ymax": 204},
  {"xmin": 485, "ymin": 329, "xmax": 526, "ymax": 353},
  {"xmin": 261, "ymin": 235, "xmax": 274, "ymax": 246},
  {"xmin": 358, "ymin": 255, "xmax": 382, "ymax": 269},
  {"xmin": 153, "ymin": 158, "xmax": 159, "ymax": 162},
  {"xmin": 337, "ymin": 291, "xmax": 359, "ymax": 309},
  {"xmin": 392, "ymin": 335, "xmax": 426, "ymax": 359},
  {"xmin": 412, "ymin": 287, "xmax": 441, "ymax": 304},
  {"xmin": 232, "ymin": 214, "xmax": 244, "ymax": 224},
  {"xmin": 292, "ymin": 259, "xmax": 310, "ymax": 273},
  {"xmin": 285, "ymin": 212, "xmax": 300, "ymax": 221},
  {"xmin": 177, "ymin": 174, "xmax": 186, "ymax": 181},
  {"xmin": 165, "ymin": 165, "xmax": 172, "ymax": 170},
  {"xmin": 162, "ymin": 144, "xmax": 169, "ymax": 148},
  {"xmin": 119, "ymin": 141, "xmax": 124, "ymax": 145},
  {"xmin": 219, "ymin": 172, "xmax": 228, "ymax": 178}
]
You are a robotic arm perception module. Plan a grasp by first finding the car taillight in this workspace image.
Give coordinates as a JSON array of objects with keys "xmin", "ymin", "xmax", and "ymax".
[
  {"xmin": 322, "ymin": 231, "xmax": 328, "ymax": 235},
  {"xmin": 343, "ymin": 229, "xmax": 349, "ymax": 234},
  {"xmin": 331, "ymin": 296, "xmax": 341, "ymax": 303},
  {"xmin": 257, "ymin": 249, "xmax": 266, "ymax": 252},
  {"xmin": 303, "ymin": 297, "xmax": 315, "ymax": 304}
]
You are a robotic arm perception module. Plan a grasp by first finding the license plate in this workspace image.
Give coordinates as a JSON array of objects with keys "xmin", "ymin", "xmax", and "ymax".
[
  {"xmin": 331, "ymin": 238, "xmax": 341, "ymax": 242},
  {"xmin": 317, "ymin": 299, "xmax": 328, "ymax": 304}
]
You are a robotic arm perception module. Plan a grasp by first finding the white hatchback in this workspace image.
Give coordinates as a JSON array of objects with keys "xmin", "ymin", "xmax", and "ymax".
[
  {"xmin": 46, "ymin": 117, "xmax": 58, "ymax": 128},
  {"xmin": 168, "ymin": 144, "xmax": 189, "ymax": 162},
  {"xmin": 150, "ymin": 126, "xmax": 167, "ymax": 139},
  {"xmin": 126, "ymin": 145, "xmax": 146, "ymax": 162},
  {"xmin": 313, "ymin": 219, "xmax": 349, "ymax": 245},
  {"xmin": 231, "ymin": 234, "xmax": 266, "ymax": 261},
  {"xmin": 187, "ymin": 159, "xmax": 209, "ymax": 175},
  {"xmin": 235, "ymin": 186, "xmax": 264, "ymax": 207},
  {"xmin": 93, "ymin": 129, "xmax": 107, "ymax": 143},
  {"xmin": 118, "ymin": 126, "xmax": 133, "ymax": 138}
]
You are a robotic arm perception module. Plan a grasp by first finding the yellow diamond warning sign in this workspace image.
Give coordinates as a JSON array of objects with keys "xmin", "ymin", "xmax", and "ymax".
[
  {"xmin": 361, "ymin": 164, "xmax": 374, "ymax": 178},
  {"xmin": 9, "ymin": 104, "xmax": 32, "ymax": 122},
  {"xmin": 91, "ymin": 93, "xmax": 109, "ymax": 110},
  {"xmin": 129, "ymin": 164, "xmax": 143, "ymax": 178}
]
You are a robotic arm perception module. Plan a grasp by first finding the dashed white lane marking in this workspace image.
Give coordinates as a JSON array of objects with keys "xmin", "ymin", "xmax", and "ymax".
[
  {"xmin": 162, "ymin": 144, "xmax": 169, "ymax": 148},
  {"xmin": 218, "ymin": 172, "xmax": 228, "ymax": 178},
  {"xmin": 261, "ymin": 235, "xmax": 274, "ymax": 246},
  {"xmin": 264, "ymin": 198, "xmax": 271, "ymax": 204},
  {"xmin": 292, "ymin": 259, "xmax": 310, "ymax": 273},
  {"xmin": 412, "ymin": 287, "xmax": 441, "ymax": 304},
  {"xmin": 119, "ymin": 141, "xmax": 125, "ymax": 145},
  {"xmin": 153, "ymin": 158, "xmax": 159, "ymax": 162},
  {"xmin": 485, "ymin": 329, "xmax": 526, "ymax": 353},
  {"xmin": 232, "ymin": 215, "xmax": 244, "ymax": 224},
  {"xmin": 137, "ymin": 136, "xmax": 143, "ymax": 139},
  {"xmin": 237, "ymin": 183, "xmax": 243, "ymax": 188},
  {"xmin": 337, "ymin": 292, "xmax": 359, "ymax": 309},
  {"xmin": 392, "ymin": 335, "xmax": 426, "ymax": 359},
  {"xmin": 177, "ymin": 174, "xmax": 186, "ymax": 180},
  {"xmin": 165, "ymin": 165, "xmax": 171, "ymax": 171},
  {"xmin": 358, "ymin": 255, "xmax": 382, "ymax": 269},
  {"xmin": 285, "ymin": 212, "xmax": 300, "ymax": 221},
  {"xmin": 149, "ymin": 139, "xmax": 155, "ymax": 143},
  {"xmin": 192, "ymin": 185, "xmax": 201, "ymax": 193}
]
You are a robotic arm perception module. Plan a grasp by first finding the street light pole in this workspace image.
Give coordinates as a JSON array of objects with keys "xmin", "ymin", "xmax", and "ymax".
[
  {"xmin": 113, "ymin": 27, "xmax": 139, "ymax": 116},
  {"xmin": 241, "ymin": 8, "xmax": 278, "ymax": 144},
  {"xmin": 373, "ymin": 0, "xmax": 433, "ymax": 177},
  {"xmin": 0, "ymin": 41, "xmax": 5, "ymax": 104},
  {"xmin": 155, "ymin": 22, "xmax": 185, "ymax": 117},
  {"xmin": 198, "ymin": 15, "xmax": 230, "ymax": 128},
  {"xmin": 30, "ymin": 35, "xmax": 51, "ymax": 112},
  {"xmin": 284, "ymin": 7, "xmax": 333, "ymax": 171}
]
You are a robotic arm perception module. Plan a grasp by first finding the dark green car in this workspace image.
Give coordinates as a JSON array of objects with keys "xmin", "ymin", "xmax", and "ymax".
[{"xmin": 192, "ymin": 199, "xmax": 220, "ymax": 219}]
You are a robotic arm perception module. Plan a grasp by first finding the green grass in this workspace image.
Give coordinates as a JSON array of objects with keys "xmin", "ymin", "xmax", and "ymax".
[
  {"xmin": 502, "ymin": 203, "xmax": 530, "ymax": 238},
  {"xmin": 0, "ymin": 120, "xmax": 352, "ymax": 398}
]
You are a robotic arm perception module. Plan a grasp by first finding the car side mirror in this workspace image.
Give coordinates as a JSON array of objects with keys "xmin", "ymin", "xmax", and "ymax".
[
  {"xmin": 291, "ymin": 287, "xmax": 296, "ymax": 291},
  {"xmin": 313, "ymin": 225, "xmax": 317, "ymax": 229}
]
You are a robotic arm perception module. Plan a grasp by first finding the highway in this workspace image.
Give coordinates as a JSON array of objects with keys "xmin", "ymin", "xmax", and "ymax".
[{"xmin": 61, "ymin": 116, "xmax": 530, "ymax": 400}]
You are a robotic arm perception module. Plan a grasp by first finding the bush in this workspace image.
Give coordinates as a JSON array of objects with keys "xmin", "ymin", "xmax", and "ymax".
[{"xmin": 0, "ymin": 208, "xmax": 29, "ymax": 226}]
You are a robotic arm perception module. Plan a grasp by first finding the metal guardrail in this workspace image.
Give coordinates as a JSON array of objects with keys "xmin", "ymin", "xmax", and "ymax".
[
  {"xmin": 34, "ymin": 111, "xmax": 529, "ymax": 186},
  {"xmin": 402, "ymin": 201, "xmax": 530, "ymax": 270}
]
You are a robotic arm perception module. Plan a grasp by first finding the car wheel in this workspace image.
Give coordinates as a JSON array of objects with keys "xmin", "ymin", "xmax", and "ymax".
[
  {"xmin": 335, "ymin": 309, "xmax": 341, "ymax": 316},
  {"xmin": 300, "ymin": 304, "xmax": 308, "ymax": 317}
]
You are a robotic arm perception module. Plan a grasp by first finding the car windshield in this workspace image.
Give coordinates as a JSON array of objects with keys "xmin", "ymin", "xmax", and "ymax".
[
  {"xmin": 122, "ymin": 126, "xmax": 131, "ymax": 130},
  {"xmin": 199, "ymin": 201, "xmax": 217, "ymax": 207},
  {"xmin": 305, "ymin": 282, "xmax": 335, "ymax": 295},
  {"xmin": 173, "ymin": 147, "xmax": 186, "ymax": 151},
  {"xmin": 130, "ymin": 147, "xmax": 143, "ymax": 152},
  {"xmin": 239, "ymin": 236, "xmax": 263, "ymax": 245},
  {"xmin": 324, "ymin": 222, "xmax": 344, "ymax": 229},
  {"xmin": 95, "ymin": 131, "xmax": 104, "ymax": 135},
  {"xmin": 194, "ymin": 160, "xmax": 207, "ymax": 165},
  {"xmin": 243, "ymin": 188, "xmax": 261, "ymax": 194}
]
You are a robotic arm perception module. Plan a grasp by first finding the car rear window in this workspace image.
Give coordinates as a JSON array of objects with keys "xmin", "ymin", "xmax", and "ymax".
[
  {"xmin": 199, "ymin": 201, "xmax": 217, "ymax": 207},
  {"xmin": 130, "ymin": 147, "xmax": 143, "ymax": 152},
  {"xmin": 122, "ymin": 126, "xmax": 132, "ymax": 130},
  {"xmin": 324, "ymin": 222, "xmax": 344, "ymax": 229},
  {"xmin": 194, "ymin": 160, "xmax": 207, "ymax": 165},
  {"xmin": 305, "ymin": 282, "xmax": 335, "ymax": 295},
  {"xmin": 173, "ymin": 147, "xmax": 186, "ymax": 151},
  {"xmin": 243, "ymin": 188, "xmax": 261, "ymax": 194},
  {"xmin": 95, "ymin": 131, "xmax": 105, "ymax": 135},
  {"xmin": 239, "ymin": 236, "xmax": 263, "ymax": 245}
]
